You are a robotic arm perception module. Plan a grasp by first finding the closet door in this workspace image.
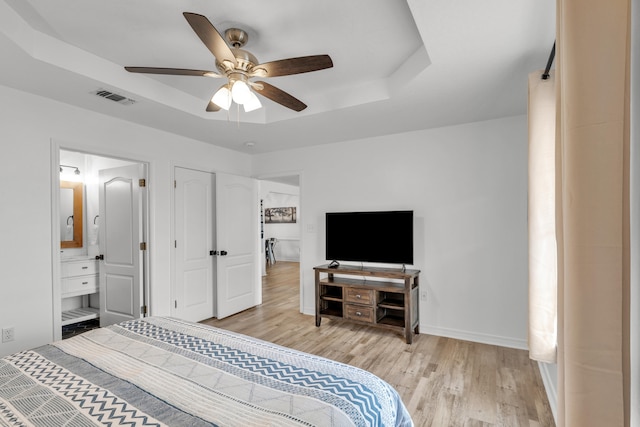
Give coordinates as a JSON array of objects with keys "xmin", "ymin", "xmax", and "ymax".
[
  {"xmin": 174, "ymin": 167, "xmax": 215, "ymax": 322},
  {"xmin": 215, "ymin": 173, "xmax": 260, "ymax": 318}
]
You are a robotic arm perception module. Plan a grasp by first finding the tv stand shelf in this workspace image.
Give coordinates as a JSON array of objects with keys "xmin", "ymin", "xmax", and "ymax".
[{"xmin": 314, "ymin": 264, "xmax": 420, "ymax": 344}]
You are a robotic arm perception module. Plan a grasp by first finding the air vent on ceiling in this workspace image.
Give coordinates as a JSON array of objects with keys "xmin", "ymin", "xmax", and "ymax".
[{"xmin": 94, "ymin": 89, "xmax": 136, "ymax": 105}]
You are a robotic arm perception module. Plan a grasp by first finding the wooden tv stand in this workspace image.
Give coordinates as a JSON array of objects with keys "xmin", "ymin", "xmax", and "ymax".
[{"xmin": 314, "ymin": 264, "xmax": 420, "ymax": 344}]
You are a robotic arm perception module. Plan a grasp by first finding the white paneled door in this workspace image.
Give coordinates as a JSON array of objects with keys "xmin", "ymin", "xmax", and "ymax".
[
  {"xmin": 215, "ymin": 173, "xmax": 260, "ymax": 318},
  {"xmin": 98, "ymin": 164, "xmax": 146, "ymax": 327},
  {"xmin": 174, "ymin": 167, "xmax": 215, "ymax": 322}
]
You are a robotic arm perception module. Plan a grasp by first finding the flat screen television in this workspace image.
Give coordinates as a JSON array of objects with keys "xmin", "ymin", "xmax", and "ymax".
[{"xmin": 325, "ymin": 210, "xmax": 413, "ymax": 265}]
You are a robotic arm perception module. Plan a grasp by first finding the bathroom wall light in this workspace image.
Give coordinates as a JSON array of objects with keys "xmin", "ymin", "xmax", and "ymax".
[{"xmin": 60, "ymin": 165, "xmax": 80, "ymax": 175}]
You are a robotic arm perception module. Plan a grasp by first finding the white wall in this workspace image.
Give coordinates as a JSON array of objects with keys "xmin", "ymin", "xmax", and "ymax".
[
  {"xmin": 0, "ymin": 84, "xmax": 251, "ymax": 357},
  {"xmin": 252, "ymin": 115, "xmax": 529, "ymax": 348}
]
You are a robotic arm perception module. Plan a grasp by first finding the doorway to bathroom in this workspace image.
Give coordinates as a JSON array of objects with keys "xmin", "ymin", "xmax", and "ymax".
[{"xmin": 53, "ymin": 149, "xmax": 149, "ymax": 341}]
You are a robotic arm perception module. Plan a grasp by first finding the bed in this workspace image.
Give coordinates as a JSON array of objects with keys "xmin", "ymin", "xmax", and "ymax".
[{"xmin": 0, "ymin": 317, "xmax": 413, "ymax": 426}]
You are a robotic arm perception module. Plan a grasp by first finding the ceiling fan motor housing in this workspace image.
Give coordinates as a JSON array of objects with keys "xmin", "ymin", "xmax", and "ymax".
[
  {"xmin": 218, "ymin": 48, "xmax": 258, "ymax": 73},
  {"xmin": 225, "ymin": 28, "xmax": 249, "ymax": 48}
]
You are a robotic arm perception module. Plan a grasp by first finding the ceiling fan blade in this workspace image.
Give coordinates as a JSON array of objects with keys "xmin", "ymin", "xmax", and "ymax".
[
  {"xmin": 183, "ymin": 12, "xmax": 236, "ymax": 67},
  {"xmin": 254, "ymin": 81, "xmax": 307, "ymax": 112},
  {"xmin": 251, "ymin": 55, "xmax": 333, "ymax": 78},
  {"xmin": 125, "ymin": 67, "xmax": 222, "ymax": 77},
  {"xmin": 206, "ymin": 100, "xmax": 221, "ymax": 112}
]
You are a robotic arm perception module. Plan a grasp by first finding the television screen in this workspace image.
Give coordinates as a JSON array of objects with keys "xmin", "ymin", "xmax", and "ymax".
[{"xmin": 325, "ymin": 210, "xmax": 413, "ymax": 265}]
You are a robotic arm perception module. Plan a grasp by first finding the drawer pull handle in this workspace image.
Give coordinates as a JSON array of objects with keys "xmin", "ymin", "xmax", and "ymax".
[
  {"xmin": 356, "ymin": 294, "xmax": 361, "ymax": 299},
  {"xmin": 82, "ymin": 266, "xmax": 88, "ymax": 269},
  {"xmin": 356, "ymin": 311, "xmax": 362, "ymax": 316},
  {"xmin": 82, "ymin": 282, "xmax": 88, "ymax": 285}
]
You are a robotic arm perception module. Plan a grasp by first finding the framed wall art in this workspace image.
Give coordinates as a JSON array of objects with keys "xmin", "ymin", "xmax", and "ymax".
[{"xmin": 264, "ymin": 207, "xmax": 297, "ymax": 224}]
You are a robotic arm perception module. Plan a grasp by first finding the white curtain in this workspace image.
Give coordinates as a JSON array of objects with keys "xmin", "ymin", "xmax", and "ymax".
[
  {"xmin": 555, "ymin": 0, "xmax": 630, "ymax": 425},
  {"xmin": 528, "ymin": 1, "xmax": 631, "ymax": 423},
  {"xmin": 527, "ymin": 70, "xmax": 558, "ymax": 363}
]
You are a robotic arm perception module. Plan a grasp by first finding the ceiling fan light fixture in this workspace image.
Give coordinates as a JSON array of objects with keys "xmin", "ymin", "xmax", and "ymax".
[
  {"xmin": 243, "ymin": 91, "xmax": 262, "ymax": 112},
  {"xmin": 212, "ymin": 84, "xmax": 232, "ymax": 110},
  {"xmin": 231, "ymin": 80, "xmax": 251, "ymax": 104},
  {"xmin": 125, "ymin": 13, "xmax": 333, "ymax": 114}
]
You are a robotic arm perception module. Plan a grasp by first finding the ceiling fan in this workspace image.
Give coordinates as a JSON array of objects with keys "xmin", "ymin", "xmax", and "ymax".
[{"xmin": 125, "ymin": 12, "xmax": 333, "ymax": 113}]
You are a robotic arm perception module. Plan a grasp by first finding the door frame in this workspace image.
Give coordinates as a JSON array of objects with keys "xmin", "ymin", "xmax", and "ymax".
[
  {"xmin": 50, "ymin": 140, "xmax": 151, "ymax": 341},
  {"xmin": 256, "ymin": 171, "xmax": 304, "ymax": 314}
]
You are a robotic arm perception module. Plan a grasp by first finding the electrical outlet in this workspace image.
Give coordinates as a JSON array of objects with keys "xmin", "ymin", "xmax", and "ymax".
[
  {"xmin": 420, "ymin": 290, "xmax": 428, "ymax": 301},
  {"xmin": 2, "ymin": 327, "xmax": 15, "ymax": 343}
]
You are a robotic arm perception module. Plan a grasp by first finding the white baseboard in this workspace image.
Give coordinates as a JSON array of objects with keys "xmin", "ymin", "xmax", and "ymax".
[
  {"xmin": 537, "ymin": 362, "xmax": 558, "ymax": 424},
  {"xmin": 419, "ymin": 325, "xmax": 528, "ymax": 350},
  {"xmin": 302, "ymin": 316, "xmax": 528, "ymax": 350}
]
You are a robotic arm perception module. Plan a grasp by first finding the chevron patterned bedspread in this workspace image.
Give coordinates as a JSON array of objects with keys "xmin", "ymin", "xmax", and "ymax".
[{"xmin": 0, "ymin": 317, "xmax": 413, "ymax": 426}]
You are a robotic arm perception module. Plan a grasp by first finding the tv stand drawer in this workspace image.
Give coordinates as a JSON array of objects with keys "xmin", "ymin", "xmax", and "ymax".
[
  {"xmin": 345, "ymin": 305, "xmax": 374, "ymax": 323},
  {"xmin": 345, "ymin": 288, "xmax": 373, "ymax": 305}
]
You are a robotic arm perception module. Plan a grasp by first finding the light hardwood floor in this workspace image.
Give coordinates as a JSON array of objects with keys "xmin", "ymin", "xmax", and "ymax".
[{"xmin": 201, "ymin": 261, "xmax": 555, "ymax": 427}]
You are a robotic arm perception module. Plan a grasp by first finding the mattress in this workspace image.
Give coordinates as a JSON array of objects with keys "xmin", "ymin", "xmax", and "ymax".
[{"xmin": 0, "ymin": 317, "xmax": 413, "ymax": 426}]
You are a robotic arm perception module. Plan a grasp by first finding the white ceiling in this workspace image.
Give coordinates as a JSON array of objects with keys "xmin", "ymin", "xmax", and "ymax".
[{"xmin": 0, "ymin": 0, "xmax": 555, "ymax": 154}]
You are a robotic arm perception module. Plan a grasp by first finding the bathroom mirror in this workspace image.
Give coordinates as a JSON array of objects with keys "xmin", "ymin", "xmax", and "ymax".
[{"xmin": 60, "ymin": 181, "xmax": 83, "ymax": 248}]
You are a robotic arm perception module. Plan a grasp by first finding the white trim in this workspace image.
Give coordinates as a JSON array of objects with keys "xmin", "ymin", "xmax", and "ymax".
[
  {"xmin": 537, "ymin": 361, "xmax": 558, "ymax": 424},
  {"xmin": 169, "ymin": 163, "xmax": 177, "ymax": 318},
  {"xmin": 302, "ymin": 315, "xmax": 532, "ymax": 351},
  {"xmin": 420, "ymin": 325, "xmax": 528, "ymax": 350},
  {"xmin": 50, "ymin": 140, "xmax": 62, "ymax": 341},
  {"xmin": 297, "ymin": 172, "xmax": 304, "ymax": 315},
  {"xmin": 139, "ymin": 163, "xmax": 151, "ymax": 318}
]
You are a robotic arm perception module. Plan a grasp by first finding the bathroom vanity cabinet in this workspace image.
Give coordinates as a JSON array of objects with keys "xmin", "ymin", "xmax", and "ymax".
[{"xmin": 61, "ymin": 258, "xmax": 99, "ymax": 326}]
